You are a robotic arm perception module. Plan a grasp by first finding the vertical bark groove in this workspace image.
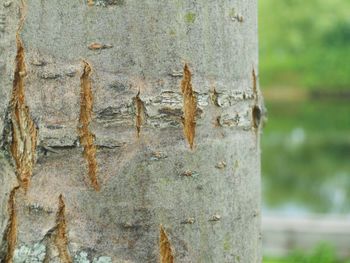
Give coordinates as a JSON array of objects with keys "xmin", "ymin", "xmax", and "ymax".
[
  {"xmin": 78, "ymin": 61, "xmax": 99, "ymax": 191},
  {"xmin": 10, "ymin": 0, "xmax": 38, "ymax": 191},
  {"xmin": 134, "ymin": 90, "xmax": 145, "ymax": 137},
  {"xmin": 159, "ymin": 225, "xmax": 174, "ymax": 263},
  {"xmin": 54, "ymin": 195, "xmax": 72, "ymax": 263},
  {"xmin": 3, "ymin": 186, "xmax": 20, "ymax": 263},
  {"xmin": 180, "ymin": 64, "xmax": 197, "ymax": 150}
]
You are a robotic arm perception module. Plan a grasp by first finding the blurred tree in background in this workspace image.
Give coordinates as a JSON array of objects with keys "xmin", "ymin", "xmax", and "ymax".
[
  {"xmin": 260, "ymin": 0, "xmax": 350, "ymax": 215},
  {"xmin": 259, "ymin": 0, "xmax": 350, "ymax": 89},
  {"xmin": 259, "ymin": 0, "xmax": 350, "ymax": 261}
]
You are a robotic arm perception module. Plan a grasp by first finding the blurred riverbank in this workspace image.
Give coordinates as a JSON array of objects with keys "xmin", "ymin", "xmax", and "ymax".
[
  {"xmin": 263, "ymin": 215, "xmax": 350, "ymax": 259},
  {"xmin": 261, "ymin": 90, "xmax": 350, "ymax": 261}
]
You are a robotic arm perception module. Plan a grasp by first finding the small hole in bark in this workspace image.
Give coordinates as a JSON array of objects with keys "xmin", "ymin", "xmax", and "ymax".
[{"xmin": 252, "ymin": 105, "xmax": 261, "ymax": 129}]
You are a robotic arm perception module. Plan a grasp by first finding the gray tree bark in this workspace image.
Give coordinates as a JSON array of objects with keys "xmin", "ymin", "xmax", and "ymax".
[{"xmin": 0, "ymin": 0, "xmax": 261, "ymax": 262}]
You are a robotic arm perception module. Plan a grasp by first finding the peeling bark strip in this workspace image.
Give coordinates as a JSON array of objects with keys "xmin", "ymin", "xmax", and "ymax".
[
  {"xmin": 54, "ymin": 195, "xmax": 72, "ymax": 263},
  {"xmin": 87, "ymin": 0, "xmax": 125, "ymax": 6},
  {"xmin": 134, "ymin": 90, "xmax": 145, "ymax": 137},
  {"xmin": 10, "ymin": 2, "xmax": 38, "ymax": 191},
  {"xmin": 180, "ymin": 64, "xmax": 197, "ymax": 149},
  {"xmin": 159, "ymin": 225, "xmax": 174, "ymax": 263},
  {"xmin": 3, "ymin": 186, "xmax": 20, "ymax": 263},
  {"xmin": 78, "ymin": 61, "xmax": 99, "ymax": 191}
]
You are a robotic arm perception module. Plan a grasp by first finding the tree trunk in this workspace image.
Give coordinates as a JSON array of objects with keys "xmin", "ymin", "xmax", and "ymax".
[{"xmin": 0, "ymin": 0, "xmax": 261, "ymax": 262}]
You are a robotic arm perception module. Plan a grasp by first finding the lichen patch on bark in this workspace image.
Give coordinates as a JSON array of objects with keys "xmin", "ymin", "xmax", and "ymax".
[
  {"xmin": 54, "ymin": 195, "xmax": 72, "ymax": 263},
  {"xmin": 159, "ymin": 225, "xmax": 174, "ymax": 263},
  {"xmin": 78, "ymin": 61, "xmax": 99, "ymax": 191},
  {"xmin": 180, "ymin": 64, "xmax": 197, "ymax": 149}
]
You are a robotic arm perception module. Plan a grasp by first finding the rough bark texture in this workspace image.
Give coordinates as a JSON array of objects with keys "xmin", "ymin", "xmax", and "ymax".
[{"xmin": 0, "ymin": 0, "xmax": 261, "ymax": 262}]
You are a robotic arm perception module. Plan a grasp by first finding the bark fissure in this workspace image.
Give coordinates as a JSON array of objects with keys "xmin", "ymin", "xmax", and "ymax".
[
  {"xmin": 78, "ymin": 61, "xmax": 99, "ymax": 191},
  {"xmin": 10, "ymin": 0, "xmax": 38, "ymax": 191},
  {"xmin": 210, "ymin": 88, "xmax": 220, "ymax": 107},
  {"xmin": 134, "ymin": 90, "xmax": 146, "ymax": 137},
  {"xmin": 160, "ymin": 225, "xmax": 174, "ymax": 263},
  {"xmin": 54, "ymin": 195, "xmax": 72, "ymax": 263},
  {"xmin": 2, "ymin": 186, "xmax": 20, "ymax": 263},
  {"xmin": 180, "ymin": 64, "xmax": 197, "ymax": 149}
]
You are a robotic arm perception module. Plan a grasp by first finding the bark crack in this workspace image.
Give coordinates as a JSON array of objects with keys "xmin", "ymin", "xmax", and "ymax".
[
  {"xmin": 159, "ymin": 225, "xmax": 174, "ymax": 263},
  {"xmin": 10, "ymin": 0, "xmax": 38, "ymax": 191},
  {"xmin": 252, "ymin": 68, "xmax": 261, "ymax": 130},
  {"xmin": 210, "ymin": 88, "xmax": 220, "ymax": 107},
  {"xmin": 134, "ymin": 90, "xmax": 146, "ymax": 137},
  {"xmin": 180, "ymin": 64, "xmax": 197, "ymax": 149},
  {"xmin": 78, "ymin": 61, "xmax": 99, "ymax": 191},
  {"xmin": 54, "ymin": 195, "xmax": 72, "ymax": 263},
  {"xmin": 88, "ymin": 42, "xmax": 113, "ymax": 50},
  {"xmin": 2, "ymin": 186, "xmax": 20, "ymax": 263}
]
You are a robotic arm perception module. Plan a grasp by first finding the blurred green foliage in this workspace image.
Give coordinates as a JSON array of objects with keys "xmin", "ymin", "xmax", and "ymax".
[
  {"xmin": 264, "ymin": 243, "xmax": 350, "ymax": 263},
  {"xmin": 259, "ymin": 0, "xmax": 350, "ymax": 89},
  {"xmin": 260, "ymin": 0, "xmax": 350, "ymax": 260},
  {"xmin": 260, "ymin": 0, "xmax": 350, "ymax": 215}
]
